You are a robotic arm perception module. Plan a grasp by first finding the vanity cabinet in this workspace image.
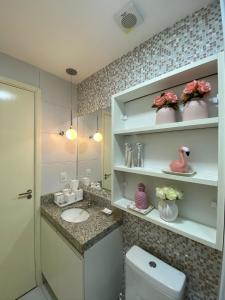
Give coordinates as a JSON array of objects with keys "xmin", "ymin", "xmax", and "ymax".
[{"xmin": 41, "ymin": 218, "xmax": 123, "ymax": 300}]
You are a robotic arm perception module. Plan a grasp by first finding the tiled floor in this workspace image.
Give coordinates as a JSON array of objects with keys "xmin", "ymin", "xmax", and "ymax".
[{"xmin": 18, "ymin": 286, "xmax": 54, "ymax": 300}]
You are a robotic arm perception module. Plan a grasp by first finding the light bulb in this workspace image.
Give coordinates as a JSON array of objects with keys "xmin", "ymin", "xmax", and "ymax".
[
  {"xmin": 93, "ymin": 132, "xmax": 103, "ymax": 142},
  {"xmin": 65, "ymin": 127, "xmax": 77, "ymax": 140}
]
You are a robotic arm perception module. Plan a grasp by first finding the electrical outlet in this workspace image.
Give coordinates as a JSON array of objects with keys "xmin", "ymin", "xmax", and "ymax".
[
  {"xmin": 210, "ymin": 95, "xmax": 218, "ymax": 104},
  {"xmin": 86, "ymin": 168, "xmax": 92, "ymax": 176},
  {"xmin": 60, "ymin": 172, "xmax": 67, "ymax": 183}
]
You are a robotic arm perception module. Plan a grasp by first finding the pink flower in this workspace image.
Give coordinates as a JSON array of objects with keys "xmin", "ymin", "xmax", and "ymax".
[
  {"xmin": 183, "ymin": 80, "xmax": 198, "ymax": 94},
  {"xmin": 181, "ymin": 79, "xmax": 211, "ymax": 103},
  {"xmin": 197, "ymin": 80, "xmax": 211, "ymax": 94},
  {"xmin": 154, "ymin": 95, "xmax": 166, "ymax": 107},
  {"xmin": 164, "ymin": 91, "xmax": 178, "ymax": 103},
  {"xmin": 152, "ymin": 91, "xmax": 178, "ymax": 110}
]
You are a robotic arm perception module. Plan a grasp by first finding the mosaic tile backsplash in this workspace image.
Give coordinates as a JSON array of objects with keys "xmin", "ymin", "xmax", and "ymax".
[{"xmin": 77, "ymin": 1, "xmax": 223, "ymax": 299}]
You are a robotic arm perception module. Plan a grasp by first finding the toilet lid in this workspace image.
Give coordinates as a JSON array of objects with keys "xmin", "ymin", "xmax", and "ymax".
[{"xmin": 126, "ymin": 246, "xmax": 186, "ymax": 299}]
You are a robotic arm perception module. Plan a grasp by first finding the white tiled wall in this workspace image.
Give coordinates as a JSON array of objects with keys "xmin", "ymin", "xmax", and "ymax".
[
  {"xmin": 0, "ymin": 52, "xmax": 77, "ymax": 194},
  {"xmin": 77, "ymin": 111, "xmax": 102, "ymax": 182},
  {"xmin": 40, "ymin": 70, "xmax": 77, "ymax": 194}
]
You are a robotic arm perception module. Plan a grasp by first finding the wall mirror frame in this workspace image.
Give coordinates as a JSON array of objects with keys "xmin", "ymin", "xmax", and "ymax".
[{"xmin": 77, "ymin": 107, "xmax": 112, "ymax": 191}]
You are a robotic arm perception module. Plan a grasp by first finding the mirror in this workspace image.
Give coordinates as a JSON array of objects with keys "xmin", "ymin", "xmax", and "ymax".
[{"xmin": 77, "ymin": 107, "xmax": 112, "ymax": 190}]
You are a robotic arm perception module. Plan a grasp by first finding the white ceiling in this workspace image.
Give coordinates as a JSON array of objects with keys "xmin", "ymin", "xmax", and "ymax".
[{"xmin": 0, "ymin": 0, "xmax": 213, "ymax": 82}]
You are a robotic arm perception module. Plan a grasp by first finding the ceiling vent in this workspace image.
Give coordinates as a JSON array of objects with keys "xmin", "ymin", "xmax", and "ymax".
[{"xmin": 114, "ymin": 1, "xmax": 144, "ymax": 33}]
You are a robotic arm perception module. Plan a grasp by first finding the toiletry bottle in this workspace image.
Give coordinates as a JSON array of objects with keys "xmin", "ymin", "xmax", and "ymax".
[
  {"xmin": 135, "ymin": 183, "xmax": 148, "ymax": 209},
  {"xmin": 135, "ymin": 142, "xmax": 144, "ymax": 167},
  {"xmin": 125, "ymin": 143, "xmax": 133, "ymax": 167},
  {"xmin": 125, "ymin": 143, "xmax": 129, "ymax": 166}
]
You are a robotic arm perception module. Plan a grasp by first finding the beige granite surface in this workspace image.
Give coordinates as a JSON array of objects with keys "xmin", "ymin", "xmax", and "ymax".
[{"xmin": 41, "ymin": 197, "xmax": 122, "ymax": 255}]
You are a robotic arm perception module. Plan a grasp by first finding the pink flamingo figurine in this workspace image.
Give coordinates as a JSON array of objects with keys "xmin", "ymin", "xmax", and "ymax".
[{"xmin": 170, "ymin": 145, "xmax": 190, "ymax": 173}]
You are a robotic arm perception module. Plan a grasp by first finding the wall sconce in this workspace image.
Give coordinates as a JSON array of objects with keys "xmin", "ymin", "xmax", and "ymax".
[
  {"xmin": 59, "ymin": 130, "xmax": 65, "ymax": 136},
  {"xmin": 59, "ymin": 68, "xmax": 78, "ymax": 141},
  {"xmin": 59, "ymin": 129, "xmax": 77, "ymax": 140},
  {"xmin": 89, "ymin": 115, "xmax": 103, "ymax": 142}
]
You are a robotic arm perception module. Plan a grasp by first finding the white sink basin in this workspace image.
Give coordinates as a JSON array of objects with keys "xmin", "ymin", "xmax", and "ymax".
[{"xmin": 61, "ymin": 208, "xmax": 89, "ymax": 223}]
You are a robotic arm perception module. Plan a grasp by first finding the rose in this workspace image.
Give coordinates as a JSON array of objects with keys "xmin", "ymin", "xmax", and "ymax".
[
  {"xmin": 153, "ymin": 91, "xmax": 178, "ymax": 109},
  {"xmin": 162, "ymin": 187, "xmax": 169, "ymax": 194},
  {"xmin": 156, "ymin": 186, "xmax": 183, "ymax": 201},
  {"xmin": 166, "ymin": 188, "xmax": 177, "ymax": 201},
  {"xmin": 153, "ymin": 95, "xmax": 166, "ymax": 107},
  {"xmin": 156, "ymin": 187, "xmax": 165, "ymax": 200},
  {"xmin": 197, "ymin": 80, "xmax": 211, "ymax": 94},
  {"xmin": 164, "ymin": 91, "xmax": 178, "ymax": 103},
  {"xmin": 183, "ymin": 80, "xmax": 198, "ymax": 94}
]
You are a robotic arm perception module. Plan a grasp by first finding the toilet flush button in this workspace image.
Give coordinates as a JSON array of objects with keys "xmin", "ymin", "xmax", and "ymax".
[{"xmin": 149, "ymin": 261, "xmax": 157, "ymax": 268}]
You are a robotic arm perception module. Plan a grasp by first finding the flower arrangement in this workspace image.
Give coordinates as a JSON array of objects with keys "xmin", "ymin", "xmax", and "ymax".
[
  {"xmin": 152, "ymin": 91, "xmax": 178, "ymax": 111},
  {"xmin": 156, "ymin": 186, "xmax": 183, "ymax": 201},
  {"xmin": 181, "ymin": 80, "xmax": 211, "ymax": 104}
]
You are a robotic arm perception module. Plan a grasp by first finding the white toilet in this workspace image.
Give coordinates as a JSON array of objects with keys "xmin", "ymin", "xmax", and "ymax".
[{"xmin": 125, "ymin": 246, "xmax": 186, "ymax": 300}]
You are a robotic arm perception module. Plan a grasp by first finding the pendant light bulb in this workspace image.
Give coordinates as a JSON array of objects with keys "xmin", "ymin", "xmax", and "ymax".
[
  {"xmin": 92, "ymin": 114, "xmax": 103, "ymax": 142},
  {"xmin": 66, "ymin": 127, "xmax": 77, "ymax": 141},
  {"xmin": 93, "ymin": 131, "xmax": 103, "ymax": 142},
  {"xmin": 65, "ymin": 67, "xmax": 78, "ymax": 141}
]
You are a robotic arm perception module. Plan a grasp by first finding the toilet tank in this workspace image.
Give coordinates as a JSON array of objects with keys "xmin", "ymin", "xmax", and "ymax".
[{"xmin": 126, "ymin": 246, "xmax": 186, "ymax": 300}]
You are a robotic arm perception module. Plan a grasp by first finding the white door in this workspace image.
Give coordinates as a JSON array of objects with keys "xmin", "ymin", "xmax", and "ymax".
[
  {"xmin": 102, "ymin": 111, "xmax": 112, "ymax": 190},
  {"xmin": 0, "ymin": 82, "xmax": 36, "ymax": 299}
]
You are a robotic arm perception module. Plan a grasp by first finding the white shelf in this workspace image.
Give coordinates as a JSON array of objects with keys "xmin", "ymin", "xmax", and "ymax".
[
  {"xmin": 114, "ymin": 117, "xmax": 218, "ymax": 135},
  {"xmin": 113, "ymin": 198, "xmax": 217, "ymax": 248},
  {"xmin": 114, "ymin": 165, "xmax": 218, "ymax": 187}
]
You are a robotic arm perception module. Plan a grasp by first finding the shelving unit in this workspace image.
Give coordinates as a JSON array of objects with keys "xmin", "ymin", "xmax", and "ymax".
[{"xmin": 112, "ymin": 52, "xmax": 225, "ymax": 250}]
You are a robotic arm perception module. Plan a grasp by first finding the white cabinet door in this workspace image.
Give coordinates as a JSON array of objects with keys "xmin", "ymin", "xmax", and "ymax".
[
  {"xmin": 84, "ymin": 228, "xmax": 123, "ymax": 300},
  {"xmin": 41, "ymin": 218, "xmax": 83, "ymax": 300},
  {"xmin": 0, "ymin": 82, "xmax": 36, "ymax": 300}
]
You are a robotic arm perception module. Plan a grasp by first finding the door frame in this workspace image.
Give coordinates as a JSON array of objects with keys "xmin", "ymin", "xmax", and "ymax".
[
  {"xmin": 101, "ymin": 109, "xmax": 112, "ymax": 190},
  {"xmin": 0, "ymin": 76, "xmax": 42, "ymax": 286},
  {"xmin": 219, "ymin": 1, "xmax": 225, "ymax": 299}
]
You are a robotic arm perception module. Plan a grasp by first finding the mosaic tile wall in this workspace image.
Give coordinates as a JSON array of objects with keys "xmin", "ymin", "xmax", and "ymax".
[
  {"xmin": 77, "ymin": 1, "xmax": 224, "ymax": 299},
  {"xmin": 77, "ymin": 0, "xmax": 223, "ymax": 115},
  {"xmin": 123, "ymin": 212, "xmax": 222, "ymax": 300}
]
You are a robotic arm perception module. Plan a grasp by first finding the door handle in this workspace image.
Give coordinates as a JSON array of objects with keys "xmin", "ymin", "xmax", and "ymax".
[
  {"xmin": 104, "ymin": 173, "xmax": 111, "ymax": 180},
  {"xmin": 18, "ymin": 189, "xmax": 32, "ymax": 199}
]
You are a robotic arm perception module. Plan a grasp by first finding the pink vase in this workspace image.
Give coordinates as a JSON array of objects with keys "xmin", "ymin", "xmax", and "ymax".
[
  {"xmin": 156, "ymin": 107, "xmax": 176, "ymax": 124},
  {"xmin": 135, "ymin": 183, "xmax": 148, "ymax": 209},
  {"xmin": 183, "ymin": 99, "xmax": 208, "ymax": 121}
]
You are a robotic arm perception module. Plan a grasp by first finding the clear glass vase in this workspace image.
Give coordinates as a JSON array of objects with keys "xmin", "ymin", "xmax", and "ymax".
[{"xmin": 158, "ymin": 199, "xmax": 178, "ymax": 222}]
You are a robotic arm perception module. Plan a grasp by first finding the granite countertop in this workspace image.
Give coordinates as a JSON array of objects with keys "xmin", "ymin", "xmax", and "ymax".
[{"xmin": 41, "ymin": 198, "xmax": 122, "ymax": 255}]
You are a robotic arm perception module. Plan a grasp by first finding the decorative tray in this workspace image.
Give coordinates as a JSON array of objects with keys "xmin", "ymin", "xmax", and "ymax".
[
  {"xmin": 162, "ymin": 169, "xmax": 196, "ymax": 177},
  {"xmin": 127, "ymin": 202, "xmax": 154, "ymax": 215}
]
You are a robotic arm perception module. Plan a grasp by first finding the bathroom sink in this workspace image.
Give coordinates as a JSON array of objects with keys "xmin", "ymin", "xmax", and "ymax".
[{"xmin": 61, "ymin": 208, "xmax": 89, "ymax": 223}]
